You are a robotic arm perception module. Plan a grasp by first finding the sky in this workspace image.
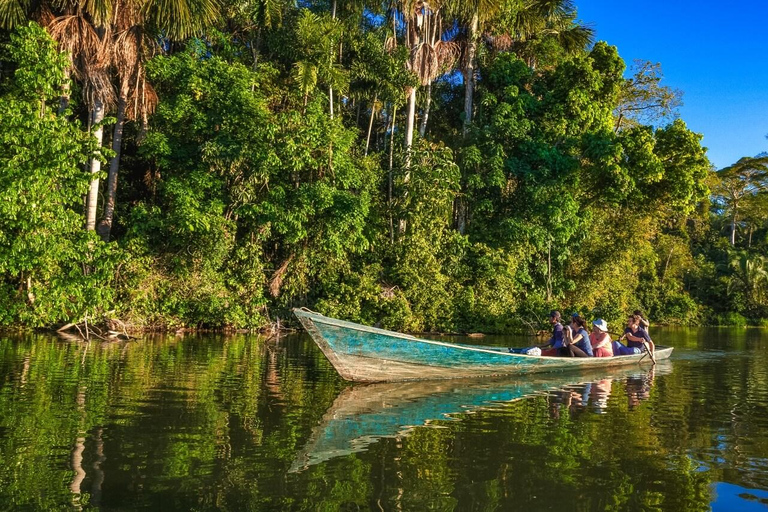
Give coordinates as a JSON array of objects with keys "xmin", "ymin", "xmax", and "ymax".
[{"xmin": 576, "ymin": 1, "xmax": 768, "ymax": 170}]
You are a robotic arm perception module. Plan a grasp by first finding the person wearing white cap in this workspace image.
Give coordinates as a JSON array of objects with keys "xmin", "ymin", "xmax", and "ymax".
[{"xmin": 589, "ymin": 319, "xmax": 613, "ymax": 357}]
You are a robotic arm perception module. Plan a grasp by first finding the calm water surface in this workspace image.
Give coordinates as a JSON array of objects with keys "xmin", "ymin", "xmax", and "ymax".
[{"xmin": 1, "ymin": 327, "xmax": 767, "ymax": 510}]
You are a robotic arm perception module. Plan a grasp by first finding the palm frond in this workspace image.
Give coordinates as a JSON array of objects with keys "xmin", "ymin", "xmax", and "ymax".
[
  {"xmin": 292, "ymin": 60, "xmax": 318, "ymax": 96},
  {"xmin": 0, "ymin": 0, "xmax": 30, "ymax": 29},
  {"xmin": 143, "ymin": 0, "xmax": 220, "ymax": 40}
]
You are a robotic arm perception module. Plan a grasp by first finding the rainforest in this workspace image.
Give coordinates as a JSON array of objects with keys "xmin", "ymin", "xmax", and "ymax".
[{"xmin": 1, "ymin": 0, "xmax": 767, "ymax": 334}]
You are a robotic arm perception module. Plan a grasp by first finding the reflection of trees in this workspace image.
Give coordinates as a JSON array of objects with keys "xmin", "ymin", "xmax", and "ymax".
[
  {"xmin": 2, "ymin": 331, "xmax": 768, "ymax": 510},
  {"xmin": 0, "ymin": 332, "xmax": 343, "ymax": 509}
]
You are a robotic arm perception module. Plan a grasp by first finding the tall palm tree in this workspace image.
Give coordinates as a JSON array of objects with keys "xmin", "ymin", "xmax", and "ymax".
[
  {"xmin": 506, "ymin": 0, "xmax": 594, "ymax": 68},
  {"xmin": 393, "ymin": 0, "xmax": 456, "ymax": 159},
  {"xmin": 97, "ymin": 3, "xmax": 160, "ymax": 241},
  {"xmin": 1, "ymin": 0, "xmax": 219, "ymax": 237},
  {"xmin": 455, "ymin": 0, "xmax": 593, "ymax": 135},
  {"xmin": 446, "ymin": 0, "xmax": 503, "ymax": 137},
  {"xmin": 292, "ymin": 10, "xmax": 348, "ymax": 118}
]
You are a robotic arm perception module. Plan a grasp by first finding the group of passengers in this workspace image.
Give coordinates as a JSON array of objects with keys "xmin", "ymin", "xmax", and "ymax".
[{"xmin": 541, "ymin": 310, "xmax": 656, "ymax": 358}]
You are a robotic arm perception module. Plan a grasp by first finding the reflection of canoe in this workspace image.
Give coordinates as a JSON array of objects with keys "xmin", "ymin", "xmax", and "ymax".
[
  {"xmin": 290, "ymin": 363, "xmax": 672, "ymax": 472},
  {"xmin": 293, "ymin": 309, "xmax": 673, "ymax": 382}
]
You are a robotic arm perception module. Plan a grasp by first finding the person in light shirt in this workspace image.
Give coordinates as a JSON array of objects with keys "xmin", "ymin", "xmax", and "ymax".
[{"xmin": 589, "ymin": 319, "xmax": 613, "ymax": 357}]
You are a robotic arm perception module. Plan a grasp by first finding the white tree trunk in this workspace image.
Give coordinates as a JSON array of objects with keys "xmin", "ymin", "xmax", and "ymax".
[
  {"xmin": 85, "ymin": 99, "xmax": 105, "ymax": 231},
  {"xmin": 419, "ymin": 82, "xmax": 432, "ymax": 137},
  {"xmin": 462, "ymin": 12, "xmax": 479, "ymax": 137},
  {"xmin": 98, "ymin": 95, "xmax": 126, "ymax": 241},
  {"xmin": 404, "ymin": 86, "xmax": 416, "ymax": 168},
  {"xmin": 365, "ymin": 93, "xmax": 378, "ymax": 156}
]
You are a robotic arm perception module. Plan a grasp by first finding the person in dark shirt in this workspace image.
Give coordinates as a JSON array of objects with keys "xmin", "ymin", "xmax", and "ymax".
[
  {"xmin": 539, "ymin": 310, "xmax": 566, "ymax": 356},
  {"xmin": 620, "ymin": 315, "xmax": 655, "ymax": 355}
]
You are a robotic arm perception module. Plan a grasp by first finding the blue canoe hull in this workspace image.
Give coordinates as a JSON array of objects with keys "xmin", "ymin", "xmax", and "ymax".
[{"xmin": 293, "ymin": 309, "xmax": 673, "ymax": 382}]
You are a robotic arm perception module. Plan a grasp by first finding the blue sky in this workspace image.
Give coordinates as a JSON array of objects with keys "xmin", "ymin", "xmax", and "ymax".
[{"xmin": 577, "ymin": 1, "xmax": 768, "ymax": 169}]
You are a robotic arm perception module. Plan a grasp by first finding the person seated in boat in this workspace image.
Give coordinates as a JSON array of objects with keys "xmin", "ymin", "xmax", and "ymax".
[
  {"xmin": 619, "ymin": 314, "xmax": 655, "ymax": 355},
  {"xmin": 589, "ymin": 319, "xmax": 613, "ymax": 357},
  {"xmin": 539, "ymin": 310, "xmax": 567, "ymax": 356},
  {"xmin": 565, "ymin": 314, "xmax": 593, "ymax": 357}
]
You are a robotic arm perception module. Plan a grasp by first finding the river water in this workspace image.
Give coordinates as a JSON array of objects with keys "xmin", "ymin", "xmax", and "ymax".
[{"xmin": 0, "ymin": 327, "xmax": 767, "ymax": 510}]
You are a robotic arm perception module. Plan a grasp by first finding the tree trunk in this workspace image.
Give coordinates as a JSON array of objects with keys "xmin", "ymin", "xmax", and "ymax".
[
  {"xmin": 462, "ymin": 12, "xmax": 479, "ymax": 137},
  {"xmin": 419, "ymin": 82, "xmax": 432, "ymax": 138},
  {"xmin": 546, "ymin": 241, "xmax": 552, "ymax": 302},
  {"xmin": 59, "ymin": 68, "xmax": 71, "ymax": 116},
  {"xmin": 389, "ymin": 104, "xmax": 397, "ymax": 244},
  {"xmin": 404, "ymin": 86, "xmax": 416, "ymax": 167},
  {"xmin": 731, "ymin": 212, "xmax": 737, "ymax": 246},
  {"xmin": 251, "ymin": 28, "xmax": 262, "ymax": 70},
  {"xmin": 97, "ymin": 95, "xmax": 126, "ymax": 242},
  {"xmin": 365, "ymin": 93, "xmax": 378, "ymax": 156},
  {"xmin": 454, "ymin": 197, "xmax": 467, "ymax": 235},
  {"xmin": 85, "ymin": 99, "xmax": 105, "ymax": 232},
  {"xmin": 330, "ymin": 0, "xmax": 336, "ymax": 119}
]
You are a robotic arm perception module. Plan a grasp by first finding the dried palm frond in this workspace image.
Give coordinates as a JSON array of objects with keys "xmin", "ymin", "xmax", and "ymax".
[
  {"xmin": 433, "ymin": 39, "xmax": 459, "ymax": 72},
  {"xmin": 47, "ymin": 14, "xmax": 110, "ymax": 79},
  {"xmin": 37, "ymin": 4, "xmax": 54, "ymax": 27},
  {"xmin": 384, "ymin": 35, "xmax": 397, "ymax": 53},
  {"xmin": 126, "ymin": 70, "xmax": 158, "ymax": 122},
  {"xmin": 485, "ymin": 33, "xmax": 513, "ymax": 52},
  {"xmin": 411, "ymin": 42, "xmax": 436, "ymax": 85},
  {"xmin": 83, "ymin": 68, "xmax": 117, "ymax": 112}
]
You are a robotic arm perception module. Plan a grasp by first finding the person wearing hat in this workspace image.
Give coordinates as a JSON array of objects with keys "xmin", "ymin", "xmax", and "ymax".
[{"xmin": 589, "ymin": 319, "xmax": 613, "ymax": 357}]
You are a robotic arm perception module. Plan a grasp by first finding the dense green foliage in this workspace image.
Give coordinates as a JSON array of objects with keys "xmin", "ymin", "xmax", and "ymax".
[{"xmin": 0, "ymin": 0, "xmax": 765, "ymax": 331}]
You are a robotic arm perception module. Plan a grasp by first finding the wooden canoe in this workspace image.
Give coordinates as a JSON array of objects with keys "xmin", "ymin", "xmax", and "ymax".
[{"xmin": 293, "ymin": 308, "xmax": 674, "ymax": 383}]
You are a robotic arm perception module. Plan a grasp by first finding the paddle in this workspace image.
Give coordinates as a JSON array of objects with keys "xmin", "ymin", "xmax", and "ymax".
[{"xmin": 613, "ymin": 331, "xmax": 656, "ymax": 365}]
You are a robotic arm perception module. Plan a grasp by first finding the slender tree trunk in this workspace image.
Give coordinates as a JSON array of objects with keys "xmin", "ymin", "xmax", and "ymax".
[
  {"xmin": 389, "ymin": 104, "xmax": 397, "ymax": 243},
  {"xmin": 251, "ymin": 28, "xmax": 262, "ymax": 70},
  {"xmin": 546, "ymin": 241, "xmax": 552, "ymax": 302},
  {"xmin": 454, "ymin": 197, "xmax": 467, "ymax": 234},
  {"xmin": 59, "ymin": 68, "xmax": 71, "ymax": 115},
  {"xmin": 97, "ymin": 95, "xmax": 126, "ymax": 241},
  {"xmin": 355, "ymin": 98, "xmax": 361, "ymax": 127},
  {"xmin": 365, "ymin": 93, "xmax": 378, "ymax": 156},
  {"xmin": 330, "ymin": 0, "xmax": 336, "ymax": 119},
  {"xmin": 731, "ymin": 212, "xmax": 737, "ymax": 246},
  {"xmin": 404, "ymin": 86, "xmax": 416, "ymax": 167},
  {"xmin": 462, "ymin": 12, "xmax": 479, "ymax": 137},
  {"xmin": 401, "ymin": 88, "xmax": 416, "ymax": 236},
  {"xmin": 419, "ymin": 82, "xmax": 432, "ymax": 138},
  {"xmin": 661, "ymin": 247, "xmax": 674, "ymax": 283},
  {"xmin": 614, "ymin": 112, "xmax": 624, "ymax": 133},
  {"xmin": 85, "ymin": 99, "xmax": 105, "ymax": 231}
]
